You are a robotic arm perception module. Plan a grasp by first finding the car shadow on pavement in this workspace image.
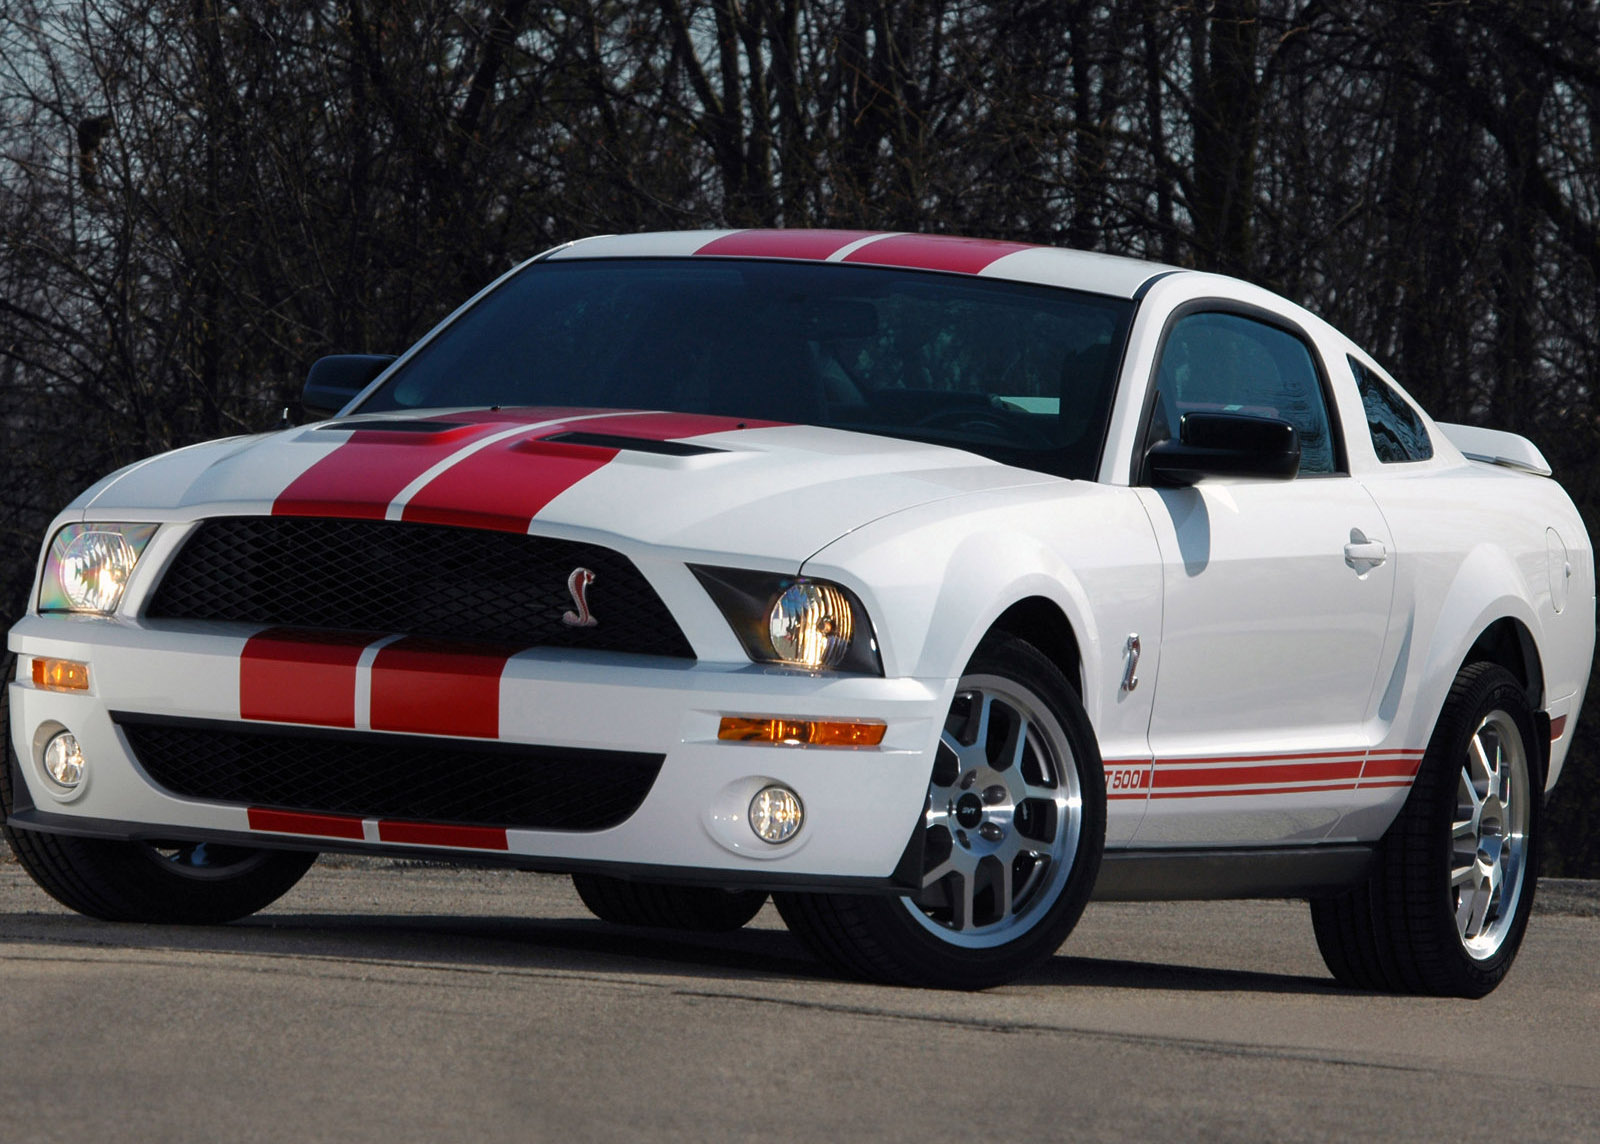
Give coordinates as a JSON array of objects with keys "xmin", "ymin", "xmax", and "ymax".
[
  {"xmin": 1, "ymin": 906, "xmax": 833, "ymax": 985},
  {"xmin": 3, "ymin": 905, "xmax": 1353, "ymax": 996},
  {"xmin": 1032, "ymin": 953, "xmax": 1344, "ymax": 995}
]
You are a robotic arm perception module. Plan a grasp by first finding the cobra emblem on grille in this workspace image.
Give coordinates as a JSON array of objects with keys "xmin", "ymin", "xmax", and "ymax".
[{"xmin": 563, "ymin": 567, "xmax": 598, "ymax": 627}]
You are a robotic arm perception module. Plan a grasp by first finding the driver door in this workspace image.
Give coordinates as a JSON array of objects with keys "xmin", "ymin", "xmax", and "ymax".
[{"xmin": 1130, "ymin": 310, "xmax": 1397, "ymax": 847}]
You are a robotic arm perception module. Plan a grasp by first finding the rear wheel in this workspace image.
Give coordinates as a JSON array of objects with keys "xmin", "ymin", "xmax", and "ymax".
[
  {"xmin": 572, "ymin": 873, "xmax": 767, "ymax": 932},
  {"xmin": 2, "ymin": 655, "xmax": 316, "ymax": 924},
  {"xmin": 1311, "ymin": 662, "xmax": 1539, "ymax": 997},
  {"xmin": 777, "ymin": 636, "xmax": 1105, "ymax": 989}
]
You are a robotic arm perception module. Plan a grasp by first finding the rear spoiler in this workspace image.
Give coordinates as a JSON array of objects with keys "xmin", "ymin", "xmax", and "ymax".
[{"xmin": 1437, "ymin": 423, "xmax": 1552, "ymax": 476}]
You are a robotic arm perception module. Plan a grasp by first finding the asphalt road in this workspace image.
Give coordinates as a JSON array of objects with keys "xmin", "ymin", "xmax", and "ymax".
[{"xmin": 3, "ymin": 856, "xmax": 1597, "ymax": 1143}]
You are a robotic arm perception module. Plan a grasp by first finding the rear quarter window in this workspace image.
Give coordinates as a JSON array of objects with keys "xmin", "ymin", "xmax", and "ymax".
[{"xmin": 1350, "ymin": 356, "xmax": 1432, "ymax": 463}]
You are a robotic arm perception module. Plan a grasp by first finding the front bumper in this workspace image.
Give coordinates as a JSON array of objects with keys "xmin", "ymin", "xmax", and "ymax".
[{"xmin": 7, "ymin": 615, "xmax": 947, "ymax": 890}]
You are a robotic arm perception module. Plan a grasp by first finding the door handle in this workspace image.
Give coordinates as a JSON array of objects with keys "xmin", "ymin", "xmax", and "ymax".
[{"xmin": 1344, "ymin": 528, "xmax": 1388, "ymax": 574}]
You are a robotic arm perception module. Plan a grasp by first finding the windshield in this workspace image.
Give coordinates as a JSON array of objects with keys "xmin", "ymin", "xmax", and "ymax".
[{"xmin": 358, "ymin": 258, "xmax": 1133, "ymax": 479}]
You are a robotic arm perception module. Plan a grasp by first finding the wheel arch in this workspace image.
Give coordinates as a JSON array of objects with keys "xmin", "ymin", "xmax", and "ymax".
[
  {"xmin": 1406, "ymin": 542, "xmax": 1552, "ymax": 784},
  {"xmin": 1464, "ymin": 616, "xmax": 1544, "ymax": 712},
  {"xmin": 985, "ymin": 596, "xmax": 1084, "ymax": 699}
]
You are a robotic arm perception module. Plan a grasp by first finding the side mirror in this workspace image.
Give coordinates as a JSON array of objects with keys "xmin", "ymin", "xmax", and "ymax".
[
  {"xmin": 1146, "ymin": 412, "xmax": 1301, "ymax": 486},
  {"xmin": 300, "ymin": 354, "xmax": 398, "ymax": 420}
]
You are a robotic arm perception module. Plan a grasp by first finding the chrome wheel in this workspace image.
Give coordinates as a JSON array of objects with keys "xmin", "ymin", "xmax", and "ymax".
[
  {"xmin": 1451, "ymin": 708, "xmax": 1530, "ymax": 959},
  {"xmin": 1310, "ymin": 662, "xmax": 1542, "ymax": 997},
  {"xmin": 902, "ymin": 673, "xmax": 1083, "ymax": 949}
]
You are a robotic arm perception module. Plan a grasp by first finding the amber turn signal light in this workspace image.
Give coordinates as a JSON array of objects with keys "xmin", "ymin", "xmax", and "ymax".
[
  {"xmin": 717, "ymin": 716, "xmax": 886, "ymax": 747},
  {"xmin": 32, "ymin": 657, "xmax": 90, "ymax": 692}
]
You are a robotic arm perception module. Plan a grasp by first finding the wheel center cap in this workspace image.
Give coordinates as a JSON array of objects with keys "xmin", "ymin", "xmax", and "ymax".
[{"xmin": 955, "ymin": 793, "xmax": 985, "ymax": 829}]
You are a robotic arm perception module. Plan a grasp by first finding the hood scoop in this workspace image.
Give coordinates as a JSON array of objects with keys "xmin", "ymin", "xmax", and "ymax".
[
  {"xmin": 314, "ymin": 418, "xmax": 463, "ymax": 433},
  {"xmin": 539, "ymin": 431, "xmax": 724, "ymax": 457}
]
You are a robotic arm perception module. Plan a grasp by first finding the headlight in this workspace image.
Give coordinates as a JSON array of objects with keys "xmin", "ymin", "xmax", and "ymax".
[
  {"xmin": 39, "ymin": 523, "xmax": 159, "ymax": 614},
  {"xmin": 692, "ymin": 566, "xmax": 882, "ymax": 674}
]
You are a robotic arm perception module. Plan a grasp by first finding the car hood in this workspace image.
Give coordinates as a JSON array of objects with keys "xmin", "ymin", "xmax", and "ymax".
[{"xmin": 79, "ymin": 408, "xmax": 1058, "ymax": 564}]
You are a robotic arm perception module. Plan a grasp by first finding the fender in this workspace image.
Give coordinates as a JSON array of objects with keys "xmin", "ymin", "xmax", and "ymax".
[
  {"xmin": 1395, "ymin": 541, "xmax": 1548, "ymax": 777},
  {"xmin": 801, "ymin": 481, "xmax": 1163, "ymax": 756}
]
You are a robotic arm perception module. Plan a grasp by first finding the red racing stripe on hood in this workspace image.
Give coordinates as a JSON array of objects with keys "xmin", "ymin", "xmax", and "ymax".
[
  {"xmin": 402, "ymin": 438, "xmax": 619, "ymax": 533},
  {"xmin": 277, "ymin": 409, "xmax": 778, "ymax": 531},
  {"xmin": 272, "ymin": 420, "xmax": 506, "ymax": 520},
  {"xmin": 398, "ymin": 410, "xmax": 780, "ymax": 532}
]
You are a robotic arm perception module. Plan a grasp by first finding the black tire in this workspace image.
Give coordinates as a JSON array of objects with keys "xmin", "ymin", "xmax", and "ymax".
[
  {"xmin": 2, "ymin": 654, "xmax": 317, "ymax": 924},
  {"xmin": 572, "ymin": 873, "xmax": 768, "ymax": 932},
  {"xmin": 775, "ymin": 635, "xmax": 1106, "ymax": 990},
  {"xmin": 1311, "ymin": 662, "xmax": 1541, "ymax": 998}
]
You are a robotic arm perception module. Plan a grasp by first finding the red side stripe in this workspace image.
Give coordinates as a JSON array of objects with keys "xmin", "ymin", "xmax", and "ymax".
[
  {"xmin": 1103, "ymin": 759, "xmax": 1153, "ymax": 801},
  {"xmin": 248, "ymin": 807, "xmax": 366, "ymax": 840},
  {"xmin": 695, "ymin": 229, "xmax": 885, "ymax": 260},
  {"xmin": 369, "ymin": 638, "xmax": 513, "ymax": 739},
  {"xmin": 1152, "ymin": 759, "xmax": 1363, "ymax": 789},
  {"xmin": 1156, "ymin": 748, "xmax": 1366, "ymax": 766},
  {"xmin": 240, "ymin": 628, "xmax": 374, "ymax": 727},
  {"xmin": 403, "ymin": 439, "xmax": 619, "ymax": 533},
  {"xmin": 273, "ymin": 422, "xmax": 502, "ymax": 519},
  {"xmin": 1360, "ymin": 754, "xmax": 1426, "ymax": 781},
  {"xmin": 1151, "ymin": 781, "xmax": 1358, "ymax": 800},
  {"xmin": 842, "ymin": 234, "xmax": 1035, "ymax": 275},
  {"xmin": 378, "ymin": 820, "xmax": 509, "ymax": 851}
]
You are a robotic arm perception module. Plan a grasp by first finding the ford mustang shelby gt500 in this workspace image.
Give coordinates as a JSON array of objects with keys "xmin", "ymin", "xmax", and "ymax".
[{"xmin": 4, "ymin": 229, "xmax": 1593, "ymax": 994}]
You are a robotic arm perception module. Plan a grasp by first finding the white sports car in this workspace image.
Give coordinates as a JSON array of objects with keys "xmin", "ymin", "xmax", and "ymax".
[{"xmin": 5, "ymin": 230, "xmax": 1593, "ymax": 994}]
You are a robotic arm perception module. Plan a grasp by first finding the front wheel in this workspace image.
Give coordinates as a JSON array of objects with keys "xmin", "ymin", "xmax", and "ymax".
[
  {"xmin": 1311, "ymin": 662, "xmax": 1540, "ymax": 997},
  {"xmin": 777, "ymin": 636, "xmax": 1105, "ymax": 989}
]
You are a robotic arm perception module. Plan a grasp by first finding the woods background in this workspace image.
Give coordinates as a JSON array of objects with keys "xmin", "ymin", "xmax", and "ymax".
[{"xmin": 4, "ymin": 0, "xmax": 1599, "ymax": 872}]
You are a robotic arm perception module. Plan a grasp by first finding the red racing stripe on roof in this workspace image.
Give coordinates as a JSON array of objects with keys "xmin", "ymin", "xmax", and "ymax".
[
  {"xmin": 695, "ymin": 230, "xmax": 885, "ymax": 260},
  {"xmin": 368, "ymin": 638, "xmax": 516, "ymax": 739},
  {"xmin": 240, "ymin": 628, "xmax": 376, "ymax": 727},
  {"xmin": 842, "ymin": 234, "xmax": 1036, "ymax": 274}
]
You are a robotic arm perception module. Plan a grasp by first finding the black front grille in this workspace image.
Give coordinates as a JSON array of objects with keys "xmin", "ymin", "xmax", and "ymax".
[
  {"xmin": 147, "ymin": 516, "xmax": 694, "ymax": 658},
  {"xmin": 116, "ymin": 714, "xmax": 664, "ymax": 832}
]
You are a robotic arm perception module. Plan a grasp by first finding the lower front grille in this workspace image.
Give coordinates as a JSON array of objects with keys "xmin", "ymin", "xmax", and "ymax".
[{"xmin": 115, "ymin": 714, "xmax": 663, "ymax": 832}]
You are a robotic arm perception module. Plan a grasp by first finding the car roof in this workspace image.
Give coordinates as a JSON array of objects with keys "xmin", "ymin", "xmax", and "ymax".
[{"xmin": 540, "ymin": 229, "xmax": 1185, "ymax": 301}]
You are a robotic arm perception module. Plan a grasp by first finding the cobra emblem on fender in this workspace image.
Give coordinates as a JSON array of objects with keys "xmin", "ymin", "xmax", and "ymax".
[{"xmin": 563, "ymin": 567, "xmax": 598, "ymax": 627}]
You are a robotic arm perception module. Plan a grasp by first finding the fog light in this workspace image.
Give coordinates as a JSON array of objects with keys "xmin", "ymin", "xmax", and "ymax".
[
  {"xmin": 749, "ymin": 785, "xmax": 803, "ymax": 844},
  {"xmin": 43, "ymin": 731, "xmax": 86, "ymax": 788}
]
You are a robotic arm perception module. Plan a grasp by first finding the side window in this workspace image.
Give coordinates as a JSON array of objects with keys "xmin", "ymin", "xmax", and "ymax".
[
  {"xmin": 1151, "ymin": 311, "xmax": 1339, "ymax": 475},
  {"xmin": 1350, "ymin": 356, "xmax": 1433, "ymax": 463}
]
